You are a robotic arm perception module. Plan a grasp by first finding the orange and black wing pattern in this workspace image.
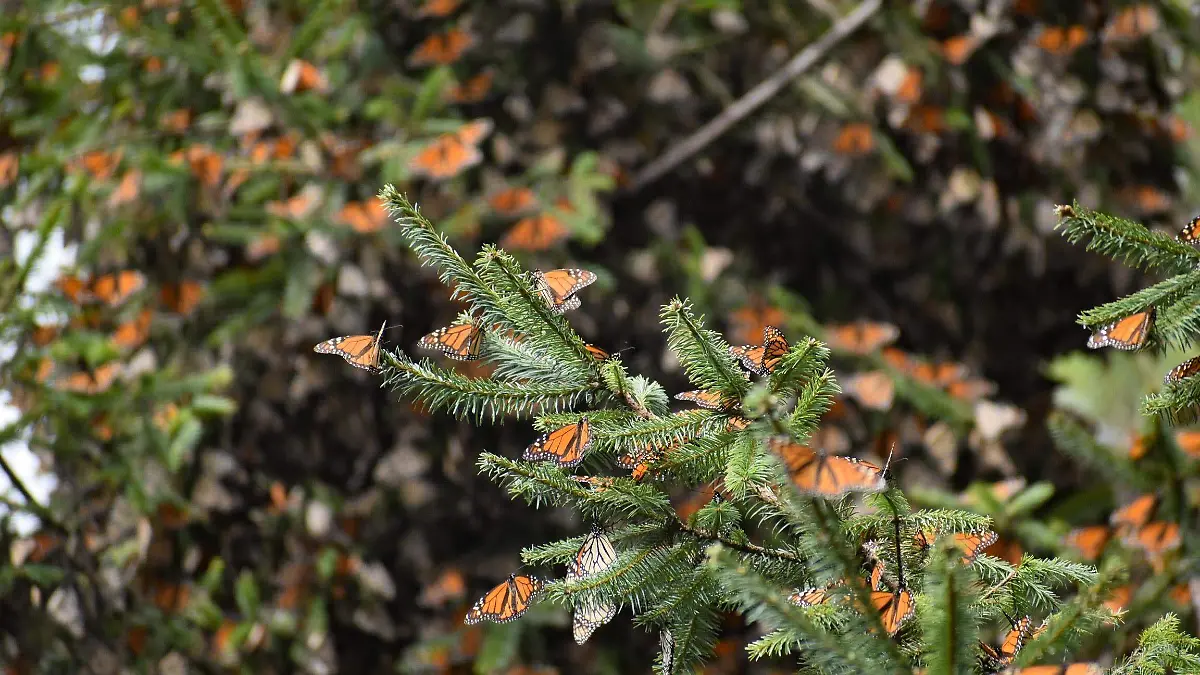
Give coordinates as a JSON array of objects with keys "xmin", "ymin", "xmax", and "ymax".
[
  {"xmin": 788, "ymin": 587, "xmax": 833, "ymax": 607},
  {"xmin": 674, "ymin": 389, "xmax": 736, "ymax": 411},
  {"xmin": 1177, "ymin": 215, "xmax": 1200, "ymax": 246},
  {"xmin": 1126, "ymin": 520, "xmax": 1180, "ymax": 556},
  {"xmin": 409, "ymin": 119, "xmax": 492, "ymax": 180},
  {"xmin": 980, "ymin": 615, "xmax": 1032, "ymax": 667},
  {"xmin": 824, "ymin": 321, "xmax": 899, "ymax": 355},
  {"xmin": 532, "ymin": 268, "xmax": 597, "ymax": 314},
  {"xmin": 618, "ymin": 444, "xmax": 665, "ymax": 481},
  {"xmin": 418, "ymin": 322, "xmax": 484, "ymax": 360},
  {"xmin": 446, "ymin": 70, "xmax": 494, "ymax": 104},
  {"xmin": 313, "ymin": 322, "xmax": 386, "ymax": 372},
  {"xmin": 770, "ymin": 438, "xmax": 886, "ymax": 498},
  {"xmin": 870, "ymin": 586, "xmax": 914, "ymax": 635},
  {"xmin": 1165, "ymin": 355, "xmax": 1200, "ymax": 385},
  {"xmin": 523, "ymin": 417, "xmax": 592, "ymax": 468},
  {"xmin": 730, "ymin": 326, "xmax": 789, "ymax": 376},
  {"xmin": 953, "ymin": 530, "xmax": 998, "ymax": 565},
  {"xmin": 501, "ymin": 213, "xmax": 569, "ymax": 251},
  {"xmin": 1007, "ymin": 665, "xmax": 1102, "ymax": 675},
  {"xmin": 408, "ymin": 28, "xmax": 476, "ymax": 67},
  {"xmin": 1087, "ymin": 307, "xmax": 1154, "ymax": 350},
  {"xmin": 1110, "ymin": 493, "xmax": 1157, "ymax": 530},
  {"xmin": 584, "ymin": 343, "xmax": 610, "ymax": 361},
  {"xmin": 464, "ymin": 574, "xmax": 544, "ymax": 625}
]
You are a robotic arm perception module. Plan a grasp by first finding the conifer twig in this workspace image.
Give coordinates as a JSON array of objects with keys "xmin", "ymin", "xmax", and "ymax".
[
  {"xmin": 980, "ymin": 569, "xmax": 1018, "ymax": 601},
  {"xmin": 630, "ymin": 0, "xmax": 882, "ymax": 190},
  {"xmin": 676, "ymin": 520, "xmax": 802, "ymax": 562}
]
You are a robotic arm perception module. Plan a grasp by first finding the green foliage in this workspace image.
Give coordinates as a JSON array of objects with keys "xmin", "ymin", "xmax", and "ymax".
[{"xmin": 371, "ymin": 188, "xmax": 1182, "ymax": 674}]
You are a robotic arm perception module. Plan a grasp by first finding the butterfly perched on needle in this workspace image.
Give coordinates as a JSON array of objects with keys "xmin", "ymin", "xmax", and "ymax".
[
  {"xmin": 1176, "ymin": 215, "xmax": 1200, "ymax": 246},
  {"xmin": 532, "ymin": 268, "xmax": 597, "ymax": 314},
  {"xmin": 770, "ymin": 437, "xmax": 886, "ymax": 498},
  {"xmin": 408, "ymin": 119, "xmax": 493, "ymax": 180},
  {"xmin": 914, "ymin": 529, "xmax": 997, "ymax": 565},
  {"xmin": 869, "ymin": 577, "xmax": 914, "ymax": 635},
  {"xmin": 523, "ymin": 417, "xmax": 592, "ymax": 468},
  {"xmin": 674, "ymin": 389, "xmax": 738, "ymax": 411},
  {"xmin": 464, "ymin": 573, "xmax": 544, "ymax": 624},
  {"xmin": 1086, "ymin": 307, "xmax": 1154, "ymax": 350},
  {"xmin": 567, "ymin": 525, "xmax": 618, "ymax": 644},
  {"xmin": 980, "ymin": 615, "xmax": 1033, "ymax": 668},
  {"xmin": 418, "ymin": 321, "xmax": 484, "ymax": 360},
  {"xmin": 1165, "ymin": 355, "xmax": 1200, "ymax": 385},
  {"xmin": 313, "ymin": 321, "xmax": 387, "ymax": 372},
  {"xmin": 730, "ymin": 325, "xmax": 789, "ymax": 377}
]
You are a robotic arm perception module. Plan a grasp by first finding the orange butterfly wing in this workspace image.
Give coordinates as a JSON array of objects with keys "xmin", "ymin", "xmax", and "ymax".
[
  {"xmin": 844, "ymin": 371, "xmax": 896, "ymax": 411},
  {"xmin": 725, "ymin": 416, "xmax": 750, "ymax": 431},
  {"xmin": 488, "ymin": 187, "xmax": 536, "ymax": 215},
  {"xmin": 415, "ymin": 0, "xmax": 461, "ymax": 18},
  {"xmin": 160, "ymin": 281, "xmax": 205, "ymax": 315},
  {"xmin": 1087, "ymin": 308, "xmax": 1154, "ymax": 350},
  {"xmin": 418, "ymin": 322, "xmax": 483, "ymax": 360},
  {"xmin": 313, "ymin": 323, "xmax": 385, "ymax": 372},
  {"xmin": 771, "ymin": 439, "xmax": 885, "ymax": 498},
  {"xmin": 464, "ymin": 574, "xmax": 543, "ymax": 624},
  {"xmin": 953, "ymin": 530, "xmax": 998, "ymax": 564},
  {"xmin": 111, "ymin": 309, "xmax": 153, "ymax": 351},
  {"xmin": 825, "ymin": 321, "xmax": 899, "ymax": 354},
  {"xmin": 503, "ymin": 214, "xmax": 569, "ymax": 251},
  {"xmin": 410, "ymin": 136, "xmax": 481, "ymax": 180},
  {"xmin": 89, "ymin": 270, "xmax": 146, "ymax": 306},
  {"xmin": 871, "ymin": 587, "xmax": 914, "ymax": 635},
  {"xmin": 674, "ymin": 389, "xmax": 735, "ymax": 411},
  {"xmin": 1065, "ymin": 525, "xmax": 1111, "ymax": 560},
  {"xmin": 523, "ymin": 418, "xmax": 592, "ymax": 468},
  {"xmin": 447, "ymin": 71, "xmax": 494, "ymax": 104},
  {"xmin": 1165, "ymin": 355, "xmax": 1200, "ymax": 385},
  {"xmin": 56, "ymin": 362, "xmax": 121, "ymax": 394},
  {"xmin": 1177, "ymin": 216, "xmax": 1200, "ymax": 245},
  {"xmin": 408, "ymin": 29, "xmax": 476, "ymax": 67},
  {"xmin": 788, "ymin": 587, "xmax": 832, "ymax": 607},
  {"xmin": 1111, "ymin": 493, "xmax": 1157, "ymax": 530},
  {"xmin": 981, "ymin": 615, "xmax": 1032, "ymax": 665},
  {"xmin": 1128, "ymin": 521, "xmax": 1180, "ymax": 555},
  {"xmin": 584, "ymin": 343, "xmax": 609, "ymax": 361}
]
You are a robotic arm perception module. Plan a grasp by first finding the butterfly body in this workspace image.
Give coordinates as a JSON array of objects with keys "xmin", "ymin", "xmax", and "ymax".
[
  {"xmin": 313, "ymin": 321, "xmax": 387, "ymax": 372},
  {"xmin": 730, "ymin": 326, "xmax": 789, "ymax": 376},
  {"xmin": 464, "ymin": 574, "xmax": 543, "ymax": 624}
]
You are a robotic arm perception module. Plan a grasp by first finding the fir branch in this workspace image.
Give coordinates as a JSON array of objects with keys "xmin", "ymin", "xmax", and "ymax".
[
  {"xmin": 787, "ymin": 368, "xmax": 840, "ymax": 443},
  {"xmin": 1110, "ymin": 614, "xmax": 1200, "ymax": 675},
  {"xmin": 1153, "ymin": 286, "xmax": 1200, "ymax": 351},
  {"xmin": 1143, "ymin": 372, "xmax": 1200, "ymax": 420},
  {"xmin": 1077, "ymin": 268, "xmax": 1200, "ymax": 329},
  {"xmin": 1054, "ymin": 202, "xmax": 1200, "ymax": 276},
  {"xmin": 380, "ymin": 351, "xmax": 597, "ymax": 422},
  {"xmin": 600, "ymin": 359, "xmax": 656, "ymax": 419},
  {"xmin": 676, "ymin": 520, "xmax": 804, "ymax": 563},
  {"xmin": 768, "ymin": 337, "xmax": 829, "ymax": 397},
  {"xmin": 521, "ymin": 521, "xmax": 665, "ymax": 568},
  {"xmin": 485, "ymin": 332, "xmax": 591, "ymax": 385},
  {"xmin": 661, "ymin": 298, "xmax": 751, "ymax": 398},
  {"xmin": 533, "ymin": 409, "xmax": 711, "ymax": 457},
  {"xmin": 1014, "ymin": 565, "xmax": 1119, "ymax": 667},
  {"xmin": 380, "ymin": 186, "xmax": 511, "ymax": 328},
  {"xmin": 920, "ymin": 544, "xmax": 979, "ymax": 675},
  {"xmin": 1047, "ymin": 412, "xmax": 1153, "ymax": 490},
  {"xmin": 477, "ymin": 453, "xmax": 677, "ymax": 521}
]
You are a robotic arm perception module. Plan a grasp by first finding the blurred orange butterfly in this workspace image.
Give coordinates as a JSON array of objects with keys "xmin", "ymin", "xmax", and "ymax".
[
  {"xmin": 1064, "ymin": 525, "xmax": 1111, "ymax": 561},
  {"xmin": 409, "ymin": 119, "xmax": 493, "ymax": 180},
  {"xmin": 824, "ymin": 321, "xmax": 899, "ymax": 355},
  {"xmin": 418, "ymin": 321, "xmax": 484, "ymax": 360},
  {"xmin": 108, "ymin": 169, "xmax": 141, "ymax": 207},
  {"xmin": 730, "ymin": 325, "xmax": 789, "ymax": 377},
  {"xmin": 111, "ymin": 309, "xmax": 153, "ymax": 351},
  {"xmin": 58, "ymin": 270, "xmax": 146, "ymax": 306},
  {"xmin": 1102, "ymin": 4, "xmax": 1158, "ymax": 44},
  {"xmin": 464, "ymin": 574, "xmax": 544, "ymax": 624},
  {"xmin": 1165, "ymin": 355, "xmax": 1200, "ymax": 385},
  {"xmin": 313, "ymin": 322, "xmax": 387, "ymax": 372},
  {"xmin": 1125, "ymin": 520, "xmax": 1180, "ymax": 556},
  {"xmin": 69, "ymin": 149, "xmax": 123, "ymax": 180},
  {"xmin": 1110, "ymin": 494, "xmax": 1157, "ymax": 531},
  {"xmin": 1087, "ymin": 307, "xmax": 1154, "ymax": 350},
  {"xmin": 1174, "ymin": 430, "xmax": 1200, "ymax": 458},
  {"xmin": 159, "ymin": 280, "xmax": 205, "ymax": 316},
  {"xmin": 0, "ymin": 151, "xmax": 17, "ymax": 188},
  {"xmin": 728, "ymin": 303, "xmax": 785, "ymax": 345},
  {"xmin": 408, "ymin": 28, "xmax": 476, "ymax": 67},
  {"xmin": 675, "ymin": 389, "xmax": 737, "ymax": 411},
  {"xmin": 833, "ymin": 123, "xmax": 875, "ymax": 156},
  {"xmin": 280, "ymin": 59, "xmax": 328, "ymax": 94},
  {"xmin": 941, "ymin": 34, "xmax": 982, "ymax": 66},
  {"xmin": 870, "ymin": 582, "xmax": 914, "ymax": 635},
  {"xmin": 415, "ymin": 0, "xmax": 461, "ymax": 18},
  {"xmin": 523, "ymin": 418, "xmax": 592, "ymax": 468},
  {"xmin": 1035, "ymin": 25, "xmax": 1089, "ymax": 55},
  {"xmin": 488, "ymin": 187, "xmax": 537, "ymax": 216},
  {"xmin": 980, "ymin": 615, "xmax": 1033, "ymax": 667},
  {"xmin": 447, "ymin": 70, "xmax": 494, "ymax": 104},
  {"xmin": 266, "ymin": 184, "xmax": 322, "ymax": 220},
  {"xmin": 843, "ymin": 370, "xmax": 895, "ymax": 411},
  {"xmin": 1008, "ymin": 665, "xmax": 1102, "ymax": 675},
  {"xmin": 418, "ymin": 568, "xmax": 467, "ymax": 607},
  {"xmin": 501, "ymin": 213, "xmax": 569, "ymax": 251},
  {"xmin": 726, "ymin": 416, "xmax": 750, "ymax": 431},
  {"xmin": 336, "ymin": 198, "xmax": 389, "ymax": 234},
  {"xmin": 532, "ymin": 268, "xmax": 597, "ymax": 314},
  {"xmin": 54, "ymin": 362, "xmax": 121, "ymax": 395},
  {"xmin": 788, "ymin": 586, "xmax": 834, "ymax": 607},
  {"xmin": 770, "ymin": 438, "xmax": 886, "ymax": 498}
]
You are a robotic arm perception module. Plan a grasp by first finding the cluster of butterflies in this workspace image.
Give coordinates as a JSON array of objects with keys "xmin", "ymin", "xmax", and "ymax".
[
  {"xmin": 1081, "ymin": 214, "xmax": 1200, "ymax": 390},
  {"xmin": 1064, "ymin": 493, "xmax": 1181, "ymax": 570}
]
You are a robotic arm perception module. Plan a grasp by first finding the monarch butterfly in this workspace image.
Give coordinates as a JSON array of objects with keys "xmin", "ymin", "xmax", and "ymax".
[
  {"xmin": 659, "ymin": 629, "xmax": 675, "ymax": 674},
  {"xmin": 1035, "ymin": 25, "xmax": 1089, "ymax": 55},
  {"xmin": 1165, "ymin": 355, "xmax": 1200, "ymax": 385},
  {"xmin": 464, "ymin": 573, "xmax": 544, "ymax": 624},
  {"xmin": 980, "ymin": 615, "xmax": 1033, "ymax": 667},
  {"xmin": 487, "ymin": 187, "xmax": 537, "ymax": 216},
  {"xmin": 446, "ymin": 70, "xmax": 494, "ymax": 104},
  {"xmin": 1004, "ymin": 665, "xmax": 1102, "ymax": 675},
  {"xmin": 915, "ymin": 529, "xmax": 998, "ymax": 565},
  {"xmin": 871, "ymin": 585, "xmax": 915, "ymax": 635},
  {"xmin": 108, "ymin": 169, "xmax": 141, "ymax": 207},
  {"xmin": 415, "ymin": 0, "xmax": 460, "ymax": 18},
  {"xmin": 584, "ymin": 343, "xmax": 609, "ymax": 361},
  {"xmin": 1110, "ymin": 494, "xmax": 1157, "ymax": 530},
  {"xmin": 159, "ymin": 280, "xmax": 205, "ymax": 316},
  {"xmin": 573, "ymin": 593, "xmax": 617, "ymax": 644},
  {"xmin": 567, "ymin": 525, "xmax": 618, "ymax": 644},
  {"xmin": 730, "ymin": 326, "xmax": 789, "ymax": 377},
  {"xmin": 726, "ymin": 416, "xmax": 750, "ymax": 431},
  {"xmin": 571, "ymin": 475, "xmax": 616, "ymax": 492},
  {"xmin": 770, "ymin": 438, "xmax": 886, "ymax": 498},
  {"xmin": 1102, "ymin": 4, "xmax": 1159, "ymax": 43},
  {"xmin": 788, "ymin": 586, "xmax": 833, "ymax": 607},
  {"xmin": 1087, "ymin": 308, "xmax": 1154, "ymax": 350},
  {"xmin": 418, "ymin": 321, "xmax": 484, "ymax": 360},
  {"xmin": 111, "ymin": 309, "xmax": 153, "ymax": 351},
  {"xmin": 824, "ymin": 321, "xmax": 899, "ymax": 355},
  {"xmin": 1104, "ymin": 585, "xmax": 1133, "ymax": 615},
  {"xmin": 30, "ymin": 324, "xmax": 59, "ymax": 347},
  {"xmin": 674, "ymin": 389, "xmax": 737, "ymax": 411},
  {"xmin": 843, "ymin": 370, "xmax": 895, "ymax": 411},
  {"xmin": 417, "ymin": 568, "xmax": 467, "ymax": 607},
  {"xmin": 280, "ymin": 59, "xmax": 328, "ymax": 94},
  {"xmin": 941, "ymin": 34, "xmax": 981, "ymax": 65},
  {"xmin": 336, "ymin": 198, "xmax": 388, "ymax": 234},
  {"xmin": 502, "ymin": 214, "xmax": 569, "ymax": 251},
  {"xmin": 407, "ymin": 28, "xmax": 476, "ymax": 67},
  {"xmin": 1064, "ymin": 525, "xmax": 1111, "ymax": 561},
  {"xmin": 69, "ymin": 149, "xmax": 122, "ymax": 180},
  {"xmin": 523, "ymin": 417, "xmax": 592, "ymax": 468},
  {"xmin": 1175, "ymin": 430, "xmax": 1200, "ymax": 458},
  {"xmin": 58, "ymin": 270, "xmax": 146, "ymax": 306},
  {"xmin": 833, "ymin": 123, "xmax": 875, "ymax": 156},
  {"xmin": 532, "ymin": 268, "xmax": 597, "ymax": 314},
  {"xmin": 313, "ymin": 322, "xmax": 387, "ymax": 372},
  {"xmin": 266, "ymin": 184, "xmax": 323, "ymax": 220},
  {"xmin": 618, "ymin": 443, "xmax": 665, "ymax": 481},
  {"xmin": 1125, "ymin": 520, "xmax": 1180, "ymax": 556},
  {"xmin": 1176, "ymin": 215, "xmax": 1200, "ymax": 245},
  {"xmin": 409, "ymin": 119, "xmax": 493, "ymax": 180},
  {"xmin": 179, "ymin": 144, "xmax": 223, "ymax": 187},
  {"xmin": 55, "ymin": 362, "xmax": 121, "ymax": 395},
  {"xmin": 984, "ymin": 536, "xmax": 1025, "ymax": 566}
]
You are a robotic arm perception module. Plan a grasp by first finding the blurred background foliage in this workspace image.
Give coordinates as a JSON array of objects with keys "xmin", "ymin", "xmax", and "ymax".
[{"xmin": 3, "ymin": 0, "xmax": 1200, "ymax": 673}]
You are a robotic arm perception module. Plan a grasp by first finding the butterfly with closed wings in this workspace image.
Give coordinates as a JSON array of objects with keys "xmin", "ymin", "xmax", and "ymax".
[
  {"xmin": 567, "ymin": 525, "xmax": 618, "ymax": 644},
  {"xmin": 532, "ymin": 268, "xmax": 597, "ymax": 314}
]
